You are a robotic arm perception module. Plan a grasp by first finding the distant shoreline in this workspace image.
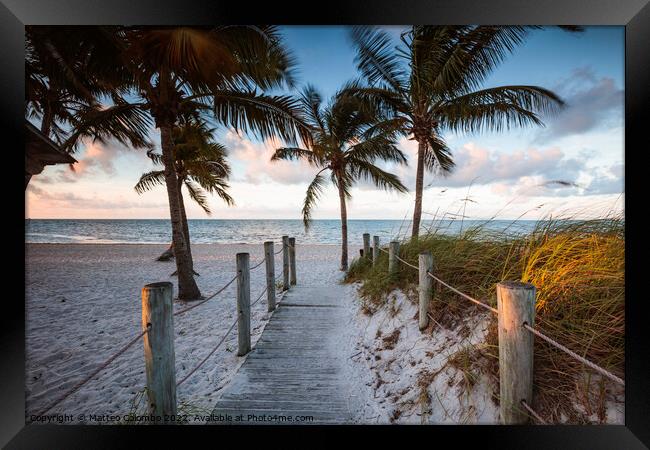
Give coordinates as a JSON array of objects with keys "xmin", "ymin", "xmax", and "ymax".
[
  {"xmin": 24, "ymin": 218, "xmax": 566, "ymax": 221},
  {"xmin": 25, "ymin": 218, "xmax": 608, "ymax": 245},
  {"xmin": 25, "ymin": 242, "xmax": 341, "ymax": 246}
]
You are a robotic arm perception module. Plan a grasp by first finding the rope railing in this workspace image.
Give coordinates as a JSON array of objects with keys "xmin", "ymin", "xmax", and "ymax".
[
  {"xmin": 368, "ymin": 234, "xmax": 624, "ymax": 423},
  {"xmin": 174, "ymin": 274, "xmax": 238, "ymax": 317},
  {"xmin": 173, "ymin": 247, "xmax": 284, "ymax": 318},
  {"xmin": 146, "ymin": 236, "xmax": 297, "ymax": 417},
  {"xmin": 252, "ymin": 285, "xmax": 268, "ymax": 307},
  {"xmin": 521, "ymin": 400, "xmax": 547, "ymax": 425},
  {"xmin": 34, "ymin": 235, "xmax": 299, "ymax": 422},
  {"xmin": 250, "ymin": 257, "xmax": 266, "ymax": 271},
  {"xmin": 177, "ymin": 283, "xmax": 288, "ymax": 387},
  {"xmin": 176, "ymin": 320, "xmax": 237, "ymax": 387},
  {"xmin": 32, "ymin": 326, "xmax": 150, "ymax": 419},
  {"xmin": 391, "ymin": 252, "xmax": 419, "ymax": 271},
  {"xmin": 377, "ymin": 246, "xmax": 498, "ymax": 314},
  {"xmin": 522, "ymin": 322, "xmax": 624, "ymax": 386},
  {"xmin": 427, "ymin": 271, "xmax": 498, "ymax": 315}
]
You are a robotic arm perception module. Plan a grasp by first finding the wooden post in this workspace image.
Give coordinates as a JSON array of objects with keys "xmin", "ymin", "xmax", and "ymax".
[
  {"xmin": 282, "ymin": 235, "xmax": 289, "ymax": 291},
  {"xmin": 289, "ymin": 237, "xmax": 297, "ymax": 286},
  {"xmin": 372, "ymin": 236, "xmax": 380, "ymax": 266},
  {"xmin": 264, "ymin": 241, "xmax": 276, "ymax": 312},
  {"xmin": 141, "ymin": 282, "xmax": 177, "ymax": 421},
  {"xmin": 359, "ymin": 249, "xmax": 364, "ymax": 257},
  {"xmin": 496, "ymin": 281, "xmax": 536, "ymax": 424},
  {"xmin": 418, "ymin": 252, "xmax": 433, "ymax": 331},
  {"xmin": 236, "ymin": 253, "xmax": 251, "ymax": 356},
  {"xmin": 388, "ymin": 241, "xmax": 400, "ymax": 274},
  {"xmin": 363, "ymin": 233, "xmax": 370, "ymax": 260}
]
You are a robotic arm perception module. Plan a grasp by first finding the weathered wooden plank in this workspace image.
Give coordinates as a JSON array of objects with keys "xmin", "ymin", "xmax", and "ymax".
[
  {"xmin": 289, "ymin": 237, "xmax": 297, "ymax": 286},
  {"xmin": 210, "ymin": 284, "xmax": 354, "ymax": 424},
  {"xmin": 142, "ymin": 282, "xmax": 177, "ymax": 421},
  {"xmin": 418, "ymin": 251, "xmax": 433, "ymax": 331},
  {"xmin": 236, "ymin": 253, "xmax": 251, "ymax": 356},
  {"xmin": 497, "ymin": 281, "xmax": 536, "ymax": 424},
  {"xmin": 264, "ymin": 241, "xmax": 276, "ymax": 312}
]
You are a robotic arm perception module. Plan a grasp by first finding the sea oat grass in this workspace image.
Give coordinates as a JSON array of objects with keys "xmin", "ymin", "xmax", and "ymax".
[{"xmin": 345, "ymin": 214, "xmax": 624, "ymax": 423}]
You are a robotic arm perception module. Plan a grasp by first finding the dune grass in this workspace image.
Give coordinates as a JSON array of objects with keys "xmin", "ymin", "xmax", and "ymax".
[{"xmin": 344, "ymin": 214, "xmax": 624, "ymax": 423}]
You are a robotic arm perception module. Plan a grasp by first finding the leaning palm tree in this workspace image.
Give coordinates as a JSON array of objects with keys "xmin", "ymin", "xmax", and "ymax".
[
  {"xmin": 110, "ymin": 26, "xmax": 311, "ymax": 300},
  {"xmin": 350, "ymin": 26, "xmax": 569, "ymax": 239},
  {"xmin": 135, "ymin": 121, "xmax": 234, "ymax": 272},
  {"xmin": 272, "ymin": 85, "xmax": 408, "ymax": 271}
]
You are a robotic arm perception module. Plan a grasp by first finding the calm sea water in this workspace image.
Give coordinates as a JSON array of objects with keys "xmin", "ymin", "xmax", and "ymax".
[{"xmin": 25, "ymin": 219, "xmax": 542, "ymax": 245}]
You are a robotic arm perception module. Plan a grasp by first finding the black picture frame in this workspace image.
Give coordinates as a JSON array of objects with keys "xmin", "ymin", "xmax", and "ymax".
[{"xmin": 3, "ymin": 1, "xmax": 648, "ymax": 447}]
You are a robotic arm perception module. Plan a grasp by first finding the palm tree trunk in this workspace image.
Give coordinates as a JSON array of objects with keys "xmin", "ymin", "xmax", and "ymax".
[
  {"xmin": 412, "ymin": 139, "xmax": 426, "ymax": 240},
  {"xmin": 160, "ymin": 126, "xmax": 201, "ymax": 300},
  {"xmin": 338, "ymin": 181, "xmax": 349, "ymax": 271},
  {"xmin": 177, "ymin": 177, "xmax": 194, "ymax": 273}
]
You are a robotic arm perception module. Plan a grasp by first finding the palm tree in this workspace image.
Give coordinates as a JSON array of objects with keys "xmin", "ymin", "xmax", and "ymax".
[
  {"xmin": 109, "ymin": 26, "xmax": 311, "ymax": 300},
  {"xmin": 25, "ymin": 26, "xmax": 151, "ymax": 152},
  {"xmin": 349, "ymin": 26, "xmax": 569, "ymax": 239},
  {"xmin": 135, "ymin": 121, "xmax": 234, "ymax": 272},
  {"xmin": 271, "ymin": 85, "xmax": 408, "ymax": 271}
]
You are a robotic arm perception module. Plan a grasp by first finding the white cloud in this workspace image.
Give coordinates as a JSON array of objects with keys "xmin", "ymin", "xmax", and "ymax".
[
  {"xmin": 53, "ymin": 138, "xmax": 137, "ymax": 183},
  {"xmin": 224, "ymin": 131, "xmax": 318, "ymax": 185},
  {"xmin": 392, "ymin": 140, "xmax": 588, "ymax": 194},
  {"xmin": 536, "ymin": 67, "xmax": 623, "ymax": 141},
  {"xmin": 26, "ymin": 184, "xmax": 168, "ymax": 210}
]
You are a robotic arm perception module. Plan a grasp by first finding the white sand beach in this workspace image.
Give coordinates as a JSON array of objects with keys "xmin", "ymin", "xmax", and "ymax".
[
  {"xmin": 25, "ymin": 242, "xmax": 623, "ymax": 425},
  {"xmin": 25, "ymin": 241, "xmax": 496, "ymax": 425},
  {"xmin": 25, "ymin": 243, "xmax": 356, "ymax": 422}
]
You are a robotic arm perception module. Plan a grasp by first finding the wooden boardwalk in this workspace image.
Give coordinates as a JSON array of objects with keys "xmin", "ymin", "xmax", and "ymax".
[{"xmin": 210, "ymin": 284, "xmax": 355, "ymax": 424}]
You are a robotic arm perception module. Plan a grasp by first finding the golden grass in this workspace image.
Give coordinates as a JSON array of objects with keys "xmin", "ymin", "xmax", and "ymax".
[{"xmin": 344, "ymin": 214, "xmax": 624, "ymax": 423}]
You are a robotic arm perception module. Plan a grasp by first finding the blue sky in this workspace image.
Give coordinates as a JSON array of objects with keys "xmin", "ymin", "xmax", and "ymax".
[{"xmin": 26, "ymin": 26, "xmax": 624, "ymax": 220}]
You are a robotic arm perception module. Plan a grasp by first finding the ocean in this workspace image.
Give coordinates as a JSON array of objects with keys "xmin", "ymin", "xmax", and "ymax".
[{"xmin": 25, "ymin": 219, "xmax": 543, "ymax": 245}]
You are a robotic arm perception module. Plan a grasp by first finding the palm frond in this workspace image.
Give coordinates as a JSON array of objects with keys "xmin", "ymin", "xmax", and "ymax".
[
  {"xmin": 340, "ymin": 82, "xmax": 411, "ymax": 122},
  {"xmin": 214, "ymin": 25, "xmax": 298, "ymax": 90},
  {"xmin": 184, "ymin": 179, "xmax": 212, "ymax": 215},
  {"xmin": 302, "ymin": 171, "xmax": 328, "ymax": 230},
  {"xmin": 299, "ymin": 84, "xmax": 327, "ymax": 133},
  {"xmin": 331, "ymin": 170, "xmax": 354, "ymax": 200},
  {"xmin": 360, "ymin": 116, "xmax": 410, "ymax": 140},
  {"xmin": 424, "ymin": 26, "xmax": 533, "ymax": 96},
  {"xmin": 146, "ymin": 149, "xmax": 163, "ymax": 165},
  {"xmin": 134, "ymin": 170, "xmax": 165, "ymax": 194},
  {"xmin": 350, "ymin": 26, "xmax": 407, "ymax": 94},
  {"xmin": 424, "ymin": 134, "xmax": 455, "ymax": 174},
  {"xmin": 271, "ymin": 147, "xmax": 318, "ymax": 165},
  {"xmin": 346, "ymin": 158, "xmax": 408, "ymax": 194},
  {"xmin": 346, "ymin": 135, "xmax": 407, "ymax": 165},
  {"xmin": 213, "ymin": 90, "xmax": 312, "ymax": 147},
  {"xmin": 210, "ymin": 184, "xmax": 235, "ymax": 207},
  {"xmin": 328, "ymin": 93, "xmax": 374, "ymax": 144},
  {"xmin": 63, "ymin": 101, "xmax": 152, "ymax": 152},
  {"xmin": 437, "ymin": 84, "xmax": 565, "ymax": 134},
  {"xmin": 187, "ymin": 170, "xmax": 233, "ymax": 203}
]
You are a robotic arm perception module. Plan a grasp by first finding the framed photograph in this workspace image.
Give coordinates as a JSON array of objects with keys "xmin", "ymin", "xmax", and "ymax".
[{"xmin": 3, "ymin": 0, "xmax": 648, "ymax": 447}]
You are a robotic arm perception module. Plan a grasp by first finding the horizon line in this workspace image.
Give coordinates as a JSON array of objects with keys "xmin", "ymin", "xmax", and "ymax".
[{"xmin": 24, "ymin": 217, "xmax": 600, "ymax": 221}]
